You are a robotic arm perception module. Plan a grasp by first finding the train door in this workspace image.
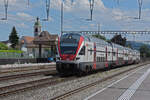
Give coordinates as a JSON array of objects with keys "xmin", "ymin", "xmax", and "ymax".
[
  {"xmin": 107, "ymin": 46, "xmax": 112, "ymax": 63},
  {"xmin": 112, "ymin": 48, "xmax": 117, "ymax": 63},
  {"xmin": 86, "ymin": 42, "xmax": 93, "ymax": 62}
]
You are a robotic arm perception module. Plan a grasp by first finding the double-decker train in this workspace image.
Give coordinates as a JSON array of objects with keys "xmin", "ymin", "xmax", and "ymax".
[{"xmin": 56, "ymin": 33, "xmax": 140, "ymax": 75}]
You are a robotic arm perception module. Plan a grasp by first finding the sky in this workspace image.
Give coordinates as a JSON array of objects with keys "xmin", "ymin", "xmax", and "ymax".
[{"xmin": 0, "ymin": 0, "xmax": 150, "ymax": 41}]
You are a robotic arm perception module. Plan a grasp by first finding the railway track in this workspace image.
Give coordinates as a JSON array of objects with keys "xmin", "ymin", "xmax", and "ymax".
[
  {"xmin": 0, "ymin": 62, "xmax": 148, "ymax": 99},
  {"xmin": 51, "ymin": 62, "xmax": 149, "ymax": 100},
  {"xmin": 0, "ymin": 65, "xmax": 56, "ymax": 74},
  {"xmin": 0, "ymin": 75, "xmax": 77, "ymax": 98},
  {"xmin": 0, "ymin": 67, "xmax": 56, "ymax": 81},
  {"xmin": 0, "ymin": 76, "xmax": 59, "ymax": 97}
]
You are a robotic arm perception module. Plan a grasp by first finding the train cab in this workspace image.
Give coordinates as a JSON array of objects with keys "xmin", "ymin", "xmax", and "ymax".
[{"xmin": 56, "ymin": 33, "xmax": 86, "ymax": 74}]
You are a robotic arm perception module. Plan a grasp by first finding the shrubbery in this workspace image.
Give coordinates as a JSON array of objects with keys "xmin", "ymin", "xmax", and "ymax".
[
  {"xmin": 139, "ymin": 44, "xmax": 150, "ymax": 58},
  {"xmin": 0, "ymin": 43, "xmax": 8, "ymax": 50},
  {"xmin": 0, "ymin": 50, "xmax": 23, "ymax": 53}
]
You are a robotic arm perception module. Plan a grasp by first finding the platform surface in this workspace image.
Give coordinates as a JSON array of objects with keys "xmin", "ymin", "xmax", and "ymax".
[{"xmin": 85, "ymin": 64, "xmax": 150, "ymax": 100}]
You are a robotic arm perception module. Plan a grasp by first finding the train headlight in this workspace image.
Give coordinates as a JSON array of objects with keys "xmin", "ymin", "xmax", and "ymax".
[
  {"xmin": 76, "ymin": 57, "xmax": 80, "ymax": 60},
  {"xmin": 57, "ymin": 57, "xmax": 60, "ymax": 60}
]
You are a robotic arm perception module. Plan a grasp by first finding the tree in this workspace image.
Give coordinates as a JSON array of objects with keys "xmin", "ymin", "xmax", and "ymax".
[
  {"xmin": 0, "ymin": 43, "xmax": 8, "ymax": 50},
  {"xmin": 9, "ymin": 26, "xmax": 19, "ymax": 49},
  {"xmin": 92, "ymin": 34, "xmax": 107, "ymax": 41},
  {"xmin": 139, "ymin": 44, "xmax": 150, "ymax": 58},
  {"xmin": 111, "ymin": 34, "xmax": 126, "ymax": 46},
  {"xmin": 126, "ymin": 42, "xmax": 132, "ymax": 49}
]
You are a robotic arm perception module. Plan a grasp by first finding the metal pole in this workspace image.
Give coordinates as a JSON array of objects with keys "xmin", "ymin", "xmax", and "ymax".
[
  {"xmin": 61, "ymin": 2, "xmax": 64, "ymax": 36},
  {"xmin": 98, "ymin": 23, "xmax": 100, "ymax": 35}
]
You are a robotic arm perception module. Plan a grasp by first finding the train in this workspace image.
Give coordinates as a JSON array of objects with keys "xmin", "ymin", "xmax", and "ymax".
[{"xmin": 56, "ymin": 32, "xmax": 140, "ymax": 75}]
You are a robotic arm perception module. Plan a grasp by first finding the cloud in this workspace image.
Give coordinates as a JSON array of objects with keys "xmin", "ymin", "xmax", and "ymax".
[
  {"xmin": 16, "ymin": 23, "xmax": 28, "ymax": 28},
  {"xmin": 1, "ymin": 0, "xmax": 150, "ymax": 41},
  {"xmin": 50, "ymin": 0, "xmax": 106, "ymax": 12},
  {"xmin": 0, "ymin": 0, "xmax": 26, "ymax": 11},
  {"xmin": 59, "ymin": 0, "xmax": 150, "ymax": 31},
  {"xmin": 16, "ymin": 12, "xmax": 34, "ymax": 21}
]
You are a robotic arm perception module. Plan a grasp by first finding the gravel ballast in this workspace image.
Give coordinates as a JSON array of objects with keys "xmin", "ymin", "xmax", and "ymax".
[{"xmin": 0, "ymin": 63, "xmax": 148, "ymax": 100}]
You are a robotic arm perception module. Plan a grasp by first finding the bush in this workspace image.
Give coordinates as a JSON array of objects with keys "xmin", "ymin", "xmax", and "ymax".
[
  {"xmin": 0, "ymin": 50, "xmax": 23, "ymax": 53},
  {"xmin": 92, "ymin": 34, "xmax": 107, "ymax": 41},
  {"xmin": 139, "ymin": 45, "xmax": 150, "ymax": 58},
  {"xmin": 0, "ymin": 43, "xmax": 8, "ymax": 50}
]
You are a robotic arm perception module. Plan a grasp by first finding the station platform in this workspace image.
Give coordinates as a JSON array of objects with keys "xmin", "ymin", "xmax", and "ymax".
[{"xmin": 85, "ymin": 64, "xmax": 150, "ymax": 100}]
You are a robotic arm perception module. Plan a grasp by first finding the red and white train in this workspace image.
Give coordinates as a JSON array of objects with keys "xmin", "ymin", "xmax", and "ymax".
[{"xmin": 56, "ymin": 33, "xmax": 140, "ymax": 75}]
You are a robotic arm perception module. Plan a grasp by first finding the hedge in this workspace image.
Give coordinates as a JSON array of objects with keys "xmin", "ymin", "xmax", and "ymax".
[{"xmin": 0, "ymin": 50, "xmax": 23, "ymax": 53}]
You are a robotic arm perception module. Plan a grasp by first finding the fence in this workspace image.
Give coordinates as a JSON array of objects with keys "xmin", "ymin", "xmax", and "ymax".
[
  {"xmin": 0, "ymin": 50, "xmax": 32, "ymax": 59},
  {"xmin": 0, "ymin": 50, "xmax": 52, "ymax": 65}
]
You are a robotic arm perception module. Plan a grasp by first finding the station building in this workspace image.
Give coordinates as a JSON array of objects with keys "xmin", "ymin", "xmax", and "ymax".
[{"xmin": 20, "ymin": 17, "xmax": 58, "ymax": 58}]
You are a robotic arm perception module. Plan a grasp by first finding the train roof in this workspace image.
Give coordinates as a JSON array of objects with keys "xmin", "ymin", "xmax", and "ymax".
[{"xmin": 62, "ymin": 32, "xmax": 139, "ymax": 52}]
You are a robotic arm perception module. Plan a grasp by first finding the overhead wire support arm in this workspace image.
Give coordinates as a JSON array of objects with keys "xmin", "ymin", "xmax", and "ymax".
[
  {"xmin": 43, "ymin": 0, "xmax": 50, "ymax": 21},
  {"xmin": 71, "ymin": 0, "xmax": 74, "ymax": 5},
  {"xmin": 87, "ymin": 0, "xmax": 94, "ymax": 21},
  {"xmin": 1, "ymin": 0, "xmax": 9, "ymax": 20},
  {"xmin": 138, "ymin": 0, "xmax": 143, "ymax": 19},
  {"xmin": 27, "ymin": 0, "xmax": 30, "ymax": 6},
  {"xmin": 116, "ymin": 0, "xmax": 120, "ymax": 5}
]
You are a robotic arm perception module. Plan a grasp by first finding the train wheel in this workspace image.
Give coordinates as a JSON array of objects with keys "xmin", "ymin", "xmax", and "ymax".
[
  {"xmin": 77, "ymin": 71, "xmax": 83, "ymax": 77},
  {"xmin": 86, "ymin": 66, "xmax": 90, "ymax": 74}
]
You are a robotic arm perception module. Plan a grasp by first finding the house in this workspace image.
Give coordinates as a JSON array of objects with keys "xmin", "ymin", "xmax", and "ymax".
[{"xmin": 0, "ymin": 40, "xmax": 11, "ymax": 47}]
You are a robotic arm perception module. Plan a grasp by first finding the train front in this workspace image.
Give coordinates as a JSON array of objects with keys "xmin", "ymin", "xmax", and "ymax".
[{"xmin": 56, "ymin": 33, "xmax": 84, "ymax": 75}]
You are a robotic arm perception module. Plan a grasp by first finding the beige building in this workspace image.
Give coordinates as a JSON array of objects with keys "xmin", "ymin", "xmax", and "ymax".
[{"xmin": 20, "ymin": 17, "xmax": 58, "ymax": 58}]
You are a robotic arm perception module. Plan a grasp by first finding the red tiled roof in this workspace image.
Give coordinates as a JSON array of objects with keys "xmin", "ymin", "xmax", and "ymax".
[{"xmin": 21, "ymin": 36, "xmax": 34, "ymax": 44}]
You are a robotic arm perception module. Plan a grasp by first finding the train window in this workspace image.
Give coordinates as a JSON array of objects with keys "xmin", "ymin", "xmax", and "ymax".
[
  {"xmin": 97, "ymin": 57, "xmax": 99, "ymax": 62},
  {"xmin": 108, "ymin": 52, "xmax": 110, "ymax": 56},
  {"xmin": 79, "ymin": 46, "xmax": 85, "ymax": 55},
  {"xmin": 113, "ymin": 52, "xmax": 116, "ymax": 56},
  {"xmin": 90, "ymin": 48, "xmax": 92, "ymax": 55}
]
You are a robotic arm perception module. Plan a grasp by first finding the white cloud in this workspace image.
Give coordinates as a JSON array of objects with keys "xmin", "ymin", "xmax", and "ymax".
[
  {"xmin": 16, "ymin": 12, "xmax": 34, "ymax": 21},
  {"xmin": 0, "ymin": 0, "xmax": 26, "ymax": 11},
  {"xmin": 17, "ymin": 23, "xmax": 28, "ymax": 28},
  {"xmin": 50, "ymin": 0, "xmax": 106, "ymax": 12}
]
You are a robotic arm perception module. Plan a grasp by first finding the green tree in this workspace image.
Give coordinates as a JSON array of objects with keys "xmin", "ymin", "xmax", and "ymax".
[
  {"xmin": 111, "ymin": 34, "xmax": 126, "ymax": 46},
  {"xmin": 0, "ymin": 43, "xmax": 8, "ymax": 50},
  {"xmin": 126, "ymin": 42, "xmax": 132, "ymax": 49},
  {"xmin": 139, "ymin": 44, "xmax": 150, "ymax": 58},
  {"xmin": 92, "ymin": 34, "xmax": 107, "ymax": 41},
  {"xmin": 9, "ymin": 26, "xmax": 19, "ymax": 49}
]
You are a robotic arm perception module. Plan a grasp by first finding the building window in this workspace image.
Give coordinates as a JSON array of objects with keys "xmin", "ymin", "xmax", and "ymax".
[{"xmin": 35, "ymin": 28, "xmax": 38, "ymax": 32}]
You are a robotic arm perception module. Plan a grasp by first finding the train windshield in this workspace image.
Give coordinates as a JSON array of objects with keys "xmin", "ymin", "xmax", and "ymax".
[{"xmin": 60, "ymin": 33, "xmax": 81, "ymax": 54}]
